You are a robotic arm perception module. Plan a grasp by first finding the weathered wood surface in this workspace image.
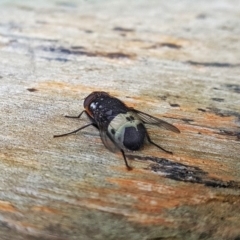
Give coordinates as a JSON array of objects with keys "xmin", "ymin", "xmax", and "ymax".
[{"xmin": 0, "ymin": 0, "xmax": 240, "ymax": 239}]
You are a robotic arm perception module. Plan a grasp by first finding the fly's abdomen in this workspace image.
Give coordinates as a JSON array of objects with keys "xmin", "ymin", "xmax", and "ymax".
[
  {"xmin": 122, "ymin": 123, "xmax": 146, "ymax": 150},
  {"xmin": 108, "ymin": 112, "xmax": 146, "ymax": 151}
]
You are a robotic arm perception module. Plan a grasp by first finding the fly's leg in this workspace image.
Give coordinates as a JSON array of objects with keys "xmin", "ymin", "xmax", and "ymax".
[
  {"xmin": 54, "ymin": 123, "xmax": 96, "ymax": 138},
  {"xmin": 146, "ymin": 134, "xmax": 173, "ymax": 154},
  {"xmin": 120, "ymin": 149, "xmax": 132, "ymax": 170},
  {"xmin": 54, "ymin": 109, "xmax": 99, "ymax": 137},
  {"xmin": 64, "ymin": 110, "xmax": 86, "ymax": 119},
  {"xmin": 55, "ymin": 110, "xmax": 133, "ymax": 170}
]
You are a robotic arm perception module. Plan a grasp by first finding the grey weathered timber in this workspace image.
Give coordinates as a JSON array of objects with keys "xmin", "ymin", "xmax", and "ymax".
[{"xmin": 0, "ymin": 0, "xmax": 240, "ymax": 239}]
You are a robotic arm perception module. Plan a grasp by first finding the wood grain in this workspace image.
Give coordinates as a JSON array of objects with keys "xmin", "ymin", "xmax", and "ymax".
[{"xmin": 0, "ymin": 0, "xmax": 240, "ymax": 239}]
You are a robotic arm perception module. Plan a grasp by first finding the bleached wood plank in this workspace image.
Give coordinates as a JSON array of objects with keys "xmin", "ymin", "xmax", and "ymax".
[{"xmin": 0, "ymin": 0, "xmax": 239, "ymax": 239}]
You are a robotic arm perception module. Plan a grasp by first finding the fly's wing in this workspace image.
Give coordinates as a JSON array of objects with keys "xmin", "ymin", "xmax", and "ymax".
[
  {"xmin": 98, "ymin": 123, "xmax": 120, "ymax": 153},
  {"xmin": 131, "ymin": 109, "xmax": 180, "ymax": 133}
]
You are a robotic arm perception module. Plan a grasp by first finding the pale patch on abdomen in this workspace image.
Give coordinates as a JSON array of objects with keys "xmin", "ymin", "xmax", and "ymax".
[{"xmin": 107, "ymin": 112, "xmax": 146, "ymax": 150}]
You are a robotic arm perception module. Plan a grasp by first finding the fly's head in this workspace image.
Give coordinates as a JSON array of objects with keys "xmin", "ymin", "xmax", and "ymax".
[{"xmin": 84, "ymin": 91, "xmax": 109, "ymax": 117}]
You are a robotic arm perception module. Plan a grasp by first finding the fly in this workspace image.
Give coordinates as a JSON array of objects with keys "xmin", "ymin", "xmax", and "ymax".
[{"xmin": 54, "ymin": 91, "xmax": 180, "ymax": 170}]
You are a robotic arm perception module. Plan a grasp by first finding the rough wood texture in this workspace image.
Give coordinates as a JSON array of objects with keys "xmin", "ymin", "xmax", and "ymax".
[{"xmin": 0, "ymin": 0, "xmax": 240, "ymax": 239}]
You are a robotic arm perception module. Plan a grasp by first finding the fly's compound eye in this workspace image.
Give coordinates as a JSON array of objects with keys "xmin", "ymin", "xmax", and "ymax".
[
  {"xmin": 84, "ymin": 92, "xmax": 98, "ymax": 109},
  {"xmin": 84, "ymin": 91, "xmax": 109, "ymax": 109}
]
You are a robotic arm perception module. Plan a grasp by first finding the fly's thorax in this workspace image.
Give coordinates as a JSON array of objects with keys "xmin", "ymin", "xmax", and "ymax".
[
  {"xmin": 107, "ymin": 112, "xmax": 146, "ymax": 151},
  {"xmin": 85, "ymin": 94, "xmax": 127, "ymax": 122}
]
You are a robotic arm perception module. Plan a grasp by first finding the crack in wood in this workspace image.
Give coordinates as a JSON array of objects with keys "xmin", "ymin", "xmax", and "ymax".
[{"xmin": 127, "ymin": 155, "xmax": 240, "ymax": 189}]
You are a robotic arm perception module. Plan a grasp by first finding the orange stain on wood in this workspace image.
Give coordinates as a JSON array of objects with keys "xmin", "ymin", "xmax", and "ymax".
[
  {"xmin": 31, "ymin": 206, "xmax": 61, "ymax": 214},
  {"xmin": 72, "ymin": 151, "xmax": 237, "ymax": 225},
  {"xmin": 169, "ymin": 111, "xmax": 236, "ymax": 130},
  {"xmin": 35, "ymin": 81, "xmax": 131, "ymax": 97},
  {"xmin": 0, "ymin": 200, "xmax": 18, "ymax": 213},
  {"xmin": 107, "ymin": 178, "xmax": 211, "ymax": 204},
  {"xmin": 101, "ymin": 177, "xmax": 213, "ymax": 224},
  {"xmin": 76, "ymin": 197, "xmax": 171, "ymax": 225},
  {"xmin": 33, "ymin": 81, "xmax": 172, "ymax": 108},
  {"xmin": 0, "ymin": 152, "xmax": 40, "ymax": 170},
  {"xmin": 36, "ymin": 81, "xmax": 103, "ymax": 95},
  {"xmin": 197, "ymin": 113, "xmax": 236, "ymax": 129}
]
